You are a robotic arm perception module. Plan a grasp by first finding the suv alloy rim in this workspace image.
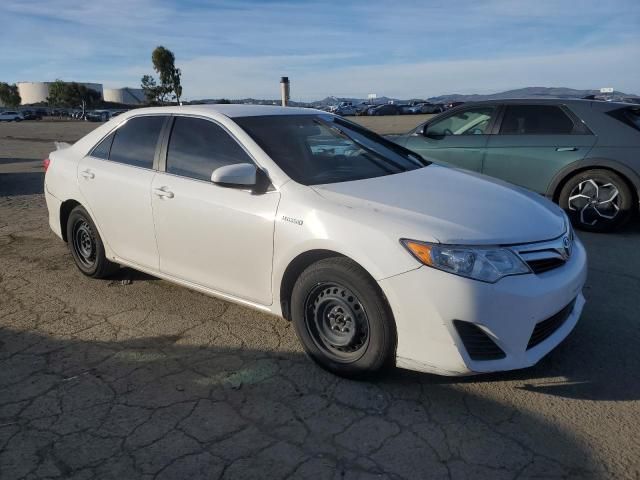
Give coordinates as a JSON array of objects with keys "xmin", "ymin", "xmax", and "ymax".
[
  {"xmin": 304, "ymin": 283, "xmax": 370, "ymax": 363},
  {"xmin": 568, "ymin": 179, "xmax": 620, "ymax": 226}
]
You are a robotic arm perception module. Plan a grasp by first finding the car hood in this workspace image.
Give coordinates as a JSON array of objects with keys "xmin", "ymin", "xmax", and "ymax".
[{"xmin": 311, "ymin": 165, "xmax": 566, "ymax": 245}]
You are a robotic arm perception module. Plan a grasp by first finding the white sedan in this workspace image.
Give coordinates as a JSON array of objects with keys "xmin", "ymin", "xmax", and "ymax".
[{"xmin": 44, "ymin": 105, "xmax": 587, "ymax": 377}]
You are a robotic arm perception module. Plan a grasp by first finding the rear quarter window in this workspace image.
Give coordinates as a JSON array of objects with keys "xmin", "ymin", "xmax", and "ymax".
[{"xmin": 607, "ymin": 107, "xmax": 640, "ymax": 132}]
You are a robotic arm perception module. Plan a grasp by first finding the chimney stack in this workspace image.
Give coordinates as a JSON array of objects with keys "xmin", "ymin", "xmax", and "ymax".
[{"xmin": 280, "ymin": 77, "xmax": 290, "ymax": 107}]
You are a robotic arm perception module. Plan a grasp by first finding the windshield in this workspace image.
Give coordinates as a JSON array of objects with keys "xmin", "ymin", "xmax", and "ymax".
[{"xmin": 234, "ymin": 114, "xmax": 428, "ymax": 185}]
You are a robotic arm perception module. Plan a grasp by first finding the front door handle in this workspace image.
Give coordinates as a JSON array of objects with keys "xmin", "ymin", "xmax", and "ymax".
[
  {"xmin": 80, "ymin": 170, "xmax": 95, "ymax": 179},
  {"xmin": 153, "ymin": 187, "xmax": 174, "ymax": 199},
  {"xmin": 556, "ymin": 147, "xmax": 577, "ymax": 152}
]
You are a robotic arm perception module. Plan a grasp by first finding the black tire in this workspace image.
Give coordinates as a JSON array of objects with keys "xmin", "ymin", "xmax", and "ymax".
[
  {"xmin": 290, "ymin": 257, "xmax": 396, "ymax": 378},
  {"xmin": 66, "ymin": 205, "xmax": 118, "ymax": 278},
  {"xmin": 558, "ymin": 169, "xmax": 635, "ymax": 233}
]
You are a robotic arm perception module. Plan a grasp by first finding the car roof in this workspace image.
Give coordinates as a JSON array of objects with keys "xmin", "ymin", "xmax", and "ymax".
[
  {"xmin": 456, "ymin": 98, "xmax": 631, "ymax": 107},
  {"xmin": 121, "ymin": 104, "xmax": 323, "ymax": 118}
]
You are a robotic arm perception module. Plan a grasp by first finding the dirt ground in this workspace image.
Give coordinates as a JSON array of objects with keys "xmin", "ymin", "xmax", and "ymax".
[{"xmin": 1, "ymin": 119, "xmax": 639, "ymax": 479}]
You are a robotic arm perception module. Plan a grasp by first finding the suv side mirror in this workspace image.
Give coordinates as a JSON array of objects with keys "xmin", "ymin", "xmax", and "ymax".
[{"xmin": 211, "ymin": 163, "xmax": 257, "ymax": 187}]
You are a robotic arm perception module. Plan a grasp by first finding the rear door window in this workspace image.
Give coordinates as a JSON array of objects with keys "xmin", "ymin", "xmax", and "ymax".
[
  {"xmin": 165, "ymin": 116, "xmax": 253, "ymax": 181},
  {"xmin": 499, "ymin": 105, "xmax": 576, "ymax": 134},
  {"xmin": 108, "ymin": 116, "xmax": 166, "ymax": 168}
]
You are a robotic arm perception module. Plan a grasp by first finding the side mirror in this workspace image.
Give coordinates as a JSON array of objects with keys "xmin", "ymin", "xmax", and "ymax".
[
  {"xmin": 418, "ymin": 123, "xmax": 430, "ymax": 136},
  {"xmin": 211, "ymin": 163, "xmax": 257, "ymax": 187}
]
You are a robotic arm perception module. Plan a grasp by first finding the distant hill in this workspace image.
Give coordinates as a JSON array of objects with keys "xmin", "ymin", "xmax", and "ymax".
[
  {"xmin": 190, "ymin": 87, "xmax": 638, "ymax": 107},
  {"xmin": 426, "ymin": 87, "xmax": 635, "ymax": 103}
]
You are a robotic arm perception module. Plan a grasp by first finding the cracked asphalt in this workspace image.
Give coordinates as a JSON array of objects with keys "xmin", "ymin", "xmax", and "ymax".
[{"xmin": 1, "ymin": 121, "xmax": 639, "ymax": 479}]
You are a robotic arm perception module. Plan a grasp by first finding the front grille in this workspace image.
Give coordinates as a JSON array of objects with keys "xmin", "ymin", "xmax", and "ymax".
[
  {"xmin": 453, "ymin": 321, "xmax": 506, "ymax": 361},
  {"xmin": 527, "ymin": 299, "xmax": 576, "ymax": 349},
  {"xmin": 526, "ymin": 257, "xmax": 567, "ymax": 274}
]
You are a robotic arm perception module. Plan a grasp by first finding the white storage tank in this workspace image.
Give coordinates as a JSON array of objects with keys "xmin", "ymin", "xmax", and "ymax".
[
  {"xmin": 103, "ymin": 87, "xmax": 145, "ymax": 105},
  {"xmin": 17, "ymin": 82, "xmax": 103, "ymax": 105}
]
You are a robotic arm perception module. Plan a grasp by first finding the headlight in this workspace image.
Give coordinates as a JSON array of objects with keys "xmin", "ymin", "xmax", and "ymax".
[{"xmin": 400, "ymin": 239, "xmax": 530, "ymax": 283}]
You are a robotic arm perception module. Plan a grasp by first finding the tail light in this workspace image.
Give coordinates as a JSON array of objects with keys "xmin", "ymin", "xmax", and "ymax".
[{"xmin": 43, "ymin": 158, "xmax": 51, "ymax": 172}]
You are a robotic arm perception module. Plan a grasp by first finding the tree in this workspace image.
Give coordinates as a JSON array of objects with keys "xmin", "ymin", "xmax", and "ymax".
[
  {"xmin": 140, "ymin": 74, "xmax": 169, "ymax": 105},
  {"xmin": 0, "ymin": 82, "xmax": 21, "ymax": 108},
  {"xmin": 47, "ymin": 80, "xmax": 101, "ymax": 114},
  {"xmin": 152, "ymin": 46, "xmax": 182, "ymax": 103}
]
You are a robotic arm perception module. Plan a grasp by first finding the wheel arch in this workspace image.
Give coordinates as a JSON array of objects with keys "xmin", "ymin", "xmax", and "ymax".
[
  {"xmin": 278, "ymin": 249, "xmax": 387, "ymax": 322},
  {"xmin": 59, "ymin": 199, "xmax": 83, "ymax": 242},
  {"xmin": 548, "ymin": 158, "xmax": 640, "ymax": 206}
]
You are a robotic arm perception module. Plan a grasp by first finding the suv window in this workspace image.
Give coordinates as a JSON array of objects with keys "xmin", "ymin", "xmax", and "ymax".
[
  {"xmin": 166, "ymin": 117, "xmax": 252, "ymax": 181},
  {"xmin": 499, "ymin": 105, "xmax": 575, "ymax": 134},
  {"xmin": 607, "ymin": 106, "xmax": 640, "ymax": 132},
  {"xmin": 91, "ymin": 132, "xmax": 115, "ymax": 160},
  {"xmin": 427, "ymin": 107, "xmax": 495, "ymax": 136},
  {"xmin": 109, "ymin": 116, "xmax": 165, "ymax": 168}
]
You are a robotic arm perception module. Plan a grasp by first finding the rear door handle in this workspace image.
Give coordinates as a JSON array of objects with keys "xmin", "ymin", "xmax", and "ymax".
[
  {"xmin": 80, "ymin": 170, "xmax": 95, "ymax": 179},
  {"xmin": 153, "ymin": 187, "xmax": 174, "ymax": 199},
  {"xmin": 556, "ymin": 147, "xmax": 577, "ymax": 152}
]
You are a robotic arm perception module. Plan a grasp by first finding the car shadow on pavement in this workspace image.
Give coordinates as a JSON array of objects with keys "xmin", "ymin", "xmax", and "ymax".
[
  {"xmin": 0, "ymin": 171, "xmax": 44, "ymax": 196},
  {"xmin": 0, "ymin": 328, "xmax": 601, "ymax": 479},
  {"xmin": 0, "ymin": 157, "xmax": 43, "ymax": 165}
]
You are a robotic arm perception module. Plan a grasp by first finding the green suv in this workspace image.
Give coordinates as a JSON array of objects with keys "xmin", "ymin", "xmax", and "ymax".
[{"xmin": 392, "ymin": 99, "xmax": 640, "ymax": 232}]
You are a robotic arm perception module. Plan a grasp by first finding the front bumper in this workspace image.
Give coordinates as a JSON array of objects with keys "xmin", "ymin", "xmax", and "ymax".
[{"xmin": 379, "ymin": 237, "xmax": 587, "ymax": 376}]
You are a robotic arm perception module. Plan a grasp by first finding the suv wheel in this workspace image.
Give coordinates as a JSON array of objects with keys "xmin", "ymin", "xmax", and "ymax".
[
  {"xmin": 559, "ymin": 169, "xmax": 634, "ymax": 232},
  {"xmin": 290, "ymin": 257, "xmax": 396, "ymax": 378},
  {"xmin": 66, "ymin": 206, "xmax": 118, "ymax": 278}
]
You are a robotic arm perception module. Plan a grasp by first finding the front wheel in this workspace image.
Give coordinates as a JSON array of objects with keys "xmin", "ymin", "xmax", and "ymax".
[
  {"xmin": 66, "ymin": 206, "xmax": 118, "ymax": 278},
  {"xmin": 290, "ymin": 257, "xmax": 396, "ymax": 378},
  {"xmin": 558, "ymin": 169, "xmax": 635, "ymax": 232}
]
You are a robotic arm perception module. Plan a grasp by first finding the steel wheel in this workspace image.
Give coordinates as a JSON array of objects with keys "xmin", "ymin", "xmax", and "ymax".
[
  {"xmin": 568, "ymin": 179, "xmax": 620, "ymax": 226},
  {"xmin": 304, "ymin": 282, "xmax": 370, "ymax": 363},
  {"xmin": 71, "ymin": 218, "xmax": 97, "ymax": 268}
]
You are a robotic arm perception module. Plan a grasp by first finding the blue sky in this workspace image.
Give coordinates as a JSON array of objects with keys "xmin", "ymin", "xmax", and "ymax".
[{"xmin": 1, "ymin": 0, "xmax": 639, "ymax": 100}]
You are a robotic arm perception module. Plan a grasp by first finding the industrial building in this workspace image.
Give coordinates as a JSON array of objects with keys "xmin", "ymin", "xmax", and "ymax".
[
  {"xmin": 103, "ymin": 87, "xmax": 145, "ymax": 105},
  {"xmin": 14, "ymin": 82, "xmax": 144, "ymax": 106}
]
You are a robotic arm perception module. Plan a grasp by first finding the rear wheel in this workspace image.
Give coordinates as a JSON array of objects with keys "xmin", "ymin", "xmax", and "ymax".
[
  {"xmin": 66, "ymin": 206, "xmax": 118, "ymax": 278},
  {"xmin": 559, "ymin": 169, "xmax": 634, "ymax": 232},
  {"xmin": 291, "ymin": 257, "xmax": 396, "ymax": 378}
]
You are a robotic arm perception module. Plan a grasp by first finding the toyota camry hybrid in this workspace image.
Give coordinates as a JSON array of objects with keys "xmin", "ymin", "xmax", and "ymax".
[{"xmin": 44, "ymin": 105, "xmax": 587, "ymax": 377}]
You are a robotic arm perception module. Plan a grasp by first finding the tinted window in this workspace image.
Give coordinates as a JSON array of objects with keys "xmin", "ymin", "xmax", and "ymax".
[
  {"xmin": 109, "ymin": 116, "xmax": 165, "ymax": 168},
  {"xmin": 90, "ymin": 132, "xmax": 115, "ymax": 159},
  {"xmin": 428, "ymin": 107, "xmax": 495, "ymax": 136},
  {"xmin": 607, "ymin": 107, "xmax": 640, "ymax": 132},
  {"xmin": 500, "ymin": 105, "xmax": 575, "ymax": 134},
  {"xmin": 235, "ymin": 114, "xmax": 427, "ymax": 185},
  {"xmin": 166, "ymin": 117, "xmax": 253, "ymax": 181}
]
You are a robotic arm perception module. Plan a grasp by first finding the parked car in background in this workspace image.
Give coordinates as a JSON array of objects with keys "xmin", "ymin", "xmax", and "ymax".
[
  {"xmin": 392, "ymin": 99, "xmax": 640, "ymax": 232},
  {"xmin": 334, "ymin": 104, "xmax": 357, "ymax": 116},
  {"xmin": 369, "ymin": 104, "xmax": 402, "ymax": 116},
  {"xmin": 408, "ymin": 103, "xmax": 445, "ymax": 114},
  {"xmin": 85, "ymin": 110, "xmax": 111, "ymax": 122},
  {"xmin": 44, "ymin": 104, "xmax": 586, "ymax": 377},
  {"xmin": 0, "ymin": 111, "xmax": 24, "ymax": 122},
  {"xmin": 21, "ymin": 110, "xmax": 43, "ymax": 120}
]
